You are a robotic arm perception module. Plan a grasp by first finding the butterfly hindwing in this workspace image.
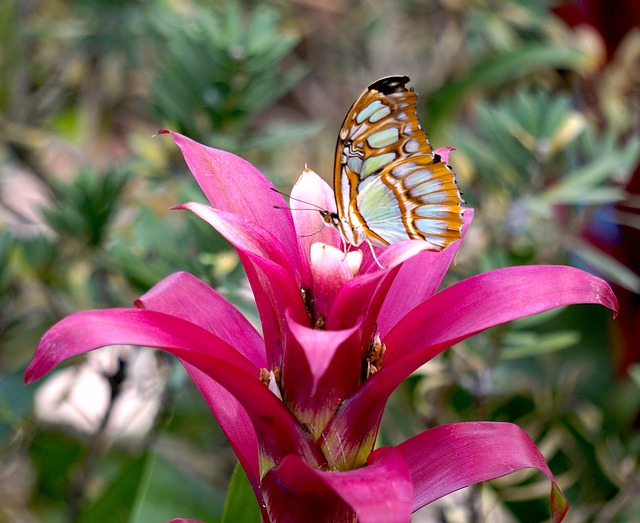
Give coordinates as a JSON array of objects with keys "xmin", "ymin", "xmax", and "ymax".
[{"xmin": 334, "ymin": 76, "xmax": 464, "ymax": 250}]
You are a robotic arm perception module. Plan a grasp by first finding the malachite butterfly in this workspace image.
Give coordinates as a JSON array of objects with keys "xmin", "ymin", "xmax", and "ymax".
[{"xmin": 320, "ymin": 75, "xmax": 464, "ymax": 262}]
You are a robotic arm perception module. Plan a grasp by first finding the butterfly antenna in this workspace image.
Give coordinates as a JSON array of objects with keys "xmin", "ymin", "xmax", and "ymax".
[
  {"xmin": 273, "ymin": 206, "xmax": 326, "ymax": 213},
  {"xmin": 270, "ymin": 188, "xmax": 332, "ymax": 240},
  {"xmin": 300, "ymin": 222, "xmax": 327, "ymax": 238},
  {"xmin": 269, "ymin": 187, "xmax": 328, "ymax": 211}
]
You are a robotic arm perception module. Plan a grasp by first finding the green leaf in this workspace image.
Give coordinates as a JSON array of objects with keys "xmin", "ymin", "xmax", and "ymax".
[
  {"xmin": 76, "ymin": 452, "xmax": 149, "ymax": 523},
  {"xmin": 130, "ymin": 450, "xmax": 224, "ymax": 523},
  {"xmin": 629, "ymin": 364, "xmax": 640, "ymax": 390},
  {"xmin": 569, "ymin": 239, "xmax": 640, "ymax": 293},
  {"xmin": 42, "ymin": 167, "xmax": 130, "ymax": 249},
  {"xmin": 0, "ymin": 230, "xmax": 15, "ymax": 295},
  {"xmin": 239, "ymin": 121, "xmax": 323, "ymax": 152},
  {"xmin": 510, "ymin": 308, "xmax": 567, "ymax": 328},
  {"xmin": 149, "ymin": 5, "xmax": 306, "ymax": 144},
  {"xmin": 426, "ymin": 42, "xmax": 592, "ymax": 134},
  {"xmin": 221, "ymin": 462, "xmax": 261, "ymax": 523},
  {"xmin": 0, "ymin": 371, "xmax": 34, "ymax": 442},
  {"xmin": 536, "ymin": 137, "xmax": 640, "ymax": 208},
  {"xmin": 29, "ymin": 431, "xmax": 85, "ymax": 502},
  {"xmin": 502, "ymin": 330, "xmax": 581, "ymax": 359}
]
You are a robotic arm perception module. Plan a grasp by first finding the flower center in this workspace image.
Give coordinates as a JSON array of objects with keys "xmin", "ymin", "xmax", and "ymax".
[{"xmin": 300, "ymin": 285, "xmax": 326, "ymax": 329}]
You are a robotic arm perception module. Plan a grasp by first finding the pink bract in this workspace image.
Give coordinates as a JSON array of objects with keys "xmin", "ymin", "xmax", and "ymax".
[{"xmin": 26, "ymin": 131, "xmax": 618, "ymax": 522}]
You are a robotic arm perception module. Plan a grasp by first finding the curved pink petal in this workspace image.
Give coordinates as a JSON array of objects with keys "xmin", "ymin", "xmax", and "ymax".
[
  {"xmin": 176, "ymin": 202, "xmax": 302, "ymax": 285},
  {"xmin": 135, "ymin": 271, "xmax": 265, "ymax": 365},
  {"xmin": 176, "ymin": 202, "xmax": 311, "ymax": 364},
  {"xmin": 358, "ymin": 238, "xmax": 440, "ymax": 276},
  {"xmin": 261, "ymin": 447, "xmax": 412, "ymax": 523},
  {"xmin": 25, "ymin": 309, "xmax": 325, "ymax": 470},
  {"xmin": 182, "ymin": 363, "xmax": 262, "ymax": 502},
  {"xmin": 309, "ymin": 242, "xmax": 354, "ymax": 321},
  {"xmin": 322, "ymin": 266, "xmax": 618, "ymax": 469},
  {"xmin": 327, "ymin": 240, "xmax": 435, "ymax": 341},
  {"xmin": 327, "ymin": 267, "xmax": 394, "ymax": 332},
  {"xmin": 396, "ymin": 422, "xmax": 568, "ymax": 522},
  {"xmin": 282, "ymin": 312, "xmax": 362, "ymax": 439},
  {"xmin": 160, "ymin": 130, "xmax": 307, "ymax": 280},
  {"xmin": 433, "ymin": 146, "xmax": 455, "ymax": 164},
  {"xmin": 25, "ymin": 309, "xmax": 256, "ymax": 380},
  {"xmin": 384, "ymin": 265, "xmax": 618, "ymax": 366},
  {"xmin": 135, "ymin": 272, "xmax": 264, "ymax": 495},
  {"xmin": 240, "ymin": 251, "xmax": 311, "ymax": 366},
  {"xmin": 290, "ymin": 167, "xmax": 342, "ymax": 255},
  {"xmin": 377, "ymin": 209, "xmax": 473, "ymax": 336}
]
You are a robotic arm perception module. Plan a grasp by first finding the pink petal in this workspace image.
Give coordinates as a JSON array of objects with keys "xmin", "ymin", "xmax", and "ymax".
[
  {"xmin": 135, "ymin": 271, "xmax": 265, "ymax": 365},
  {"xmin": 25, "ymin": 309, "xmax": 326, "ymax": 470},
  {"xmin": 358, "ymin": 238, "xmax": 440, "ymax": 276},
  {"xmin": 176, "ymin": 202, "xmax": 312, "ymax": 364},
  {"xmin": 261, "ymin": 447, "xmax": 412, "ymax": 523},
  {"xmin": 325, "ymin": 266, "xmax": 399, "ymax": 362},
  {"xmin": 282, "ymin": 312, "xmax": 362, "ymax": 439},
  {"xmin": 240, "ymin": 251, "xmax": 311, "ymax": 366},
  {"xmin": 384, "ymin": 265, "xmax": 618, "ymax": 366},
  {"xmin": 377, "ymin": 209, "xmax": 473, "ymax": 336},
  {"xmin": 160, "ymin": 130, "xmax": 306, "ymax": 277},
  {"xmin": 327, "ymin": 240, "xmax": 435, "ymax": 337},
  {"xmin": 182, "ymin": 363, "xmax": 262, "ymax": 502},
  {"xmin": 322, "ymin": 266, "xmax": 618, "ymax": 469},
  {"xmin": 176, "ymin": 202, "xmax": 302, "ymax": 285},
  {"xmin": 135, "ymin": 272, "xmax": 264, "ymax": 494},
  {"xmin": 433, "ymin": 146, "xmax": 455, "ymax": 164},
  {"xmin": 396, "ymin": 422, "xmax": 568, "ymax": 522},
  {"xmin": 25, "ymin": 309, "xmax": 256, "ymax": 380},
  {"xmin": 309, "ymin": 242, "xmax": 354, "ymax": 320},
  {"xmin": 290, "ymin": 167, "xmax": 342, "ymax": 255},
  {"xmin": 177, "ymin": 199, "xmax": 312, "ymax": 360}
]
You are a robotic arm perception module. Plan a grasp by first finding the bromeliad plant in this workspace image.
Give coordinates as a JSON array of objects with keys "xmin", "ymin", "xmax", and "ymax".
[{"xmin": 25, "ymin": 131, "xmax": 618, "ymax": 522}]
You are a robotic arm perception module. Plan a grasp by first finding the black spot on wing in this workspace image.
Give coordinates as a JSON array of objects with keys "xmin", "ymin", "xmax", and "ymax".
[{"xmin": 368, "ymin": 76, "xmax": 410, "ymax": 95}]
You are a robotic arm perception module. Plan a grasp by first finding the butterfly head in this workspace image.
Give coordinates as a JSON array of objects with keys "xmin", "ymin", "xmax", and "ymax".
[
  {"xmin": 320, "ymin": 210, "xmax": 350, "ymax": 245},
  {"xmin": 320, "ymin": 209, "xmax": 369, "ymax": 254},
  {"xmin": 320, "ymin": 210, "xmax": 340, "ymax": 228}
]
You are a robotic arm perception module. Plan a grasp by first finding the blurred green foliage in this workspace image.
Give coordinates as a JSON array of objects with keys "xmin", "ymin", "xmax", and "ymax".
[
  {"xmin": 150, "ymin": 4, "xmax": 316, "ymax": 150},
  {"xmin": 1, "ymin": 0, "xmax": 639, "ymax": 522},
  {"xmin": 43, "ymin": 168, "xmax": 130, "ymax": 249}
]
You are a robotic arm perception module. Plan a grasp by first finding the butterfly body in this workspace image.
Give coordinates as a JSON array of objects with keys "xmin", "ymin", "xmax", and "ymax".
[{"xmin": 331, "ymin": 75, "xmax": 464, "ymax": 253}]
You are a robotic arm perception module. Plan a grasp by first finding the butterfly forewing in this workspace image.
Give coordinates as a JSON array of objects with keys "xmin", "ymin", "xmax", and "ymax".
[{"xmin": 334, "ymin": 76, "xmax": 464, "ymax": 250}]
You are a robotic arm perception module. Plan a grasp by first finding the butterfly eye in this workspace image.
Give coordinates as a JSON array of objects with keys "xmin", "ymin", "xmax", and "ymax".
[{"xmin": 320, "ymin": 211, "xmax": 340, "ymax": 227}]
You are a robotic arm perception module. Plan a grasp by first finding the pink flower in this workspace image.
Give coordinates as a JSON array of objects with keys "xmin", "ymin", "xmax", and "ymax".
[{"xmin": 25, "ymin": 131, "xmax": 618, "ymax": 522}]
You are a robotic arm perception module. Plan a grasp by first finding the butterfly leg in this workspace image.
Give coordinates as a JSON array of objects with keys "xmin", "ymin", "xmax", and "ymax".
[
  {"xmin": 300, "ymin": 222, "xmax": 326, "ymax": 238},
  {"xmin": 365, "ymin": 239, "xmax": 387, "ymax": 270}
]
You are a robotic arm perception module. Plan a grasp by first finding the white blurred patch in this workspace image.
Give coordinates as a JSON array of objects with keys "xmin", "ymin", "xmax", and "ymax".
[
  {"xmin": 34, "ymin": 345, "xmax": 169, "ymax": 451},
  {"xmin": 0, "ymin": 165, "xmax": 51, "ymax": 237},
  {"xmin": 411, "ymin": 487, "xmax": 515, "ymax": 522}
]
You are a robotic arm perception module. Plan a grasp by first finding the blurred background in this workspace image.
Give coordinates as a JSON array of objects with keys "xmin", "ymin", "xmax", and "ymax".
[{"xmin": 1, "ymin": 0, "xmax": 639, "ymax": 521}]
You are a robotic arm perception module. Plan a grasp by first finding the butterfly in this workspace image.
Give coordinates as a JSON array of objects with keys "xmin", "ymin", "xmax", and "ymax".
[{"xmin": 319, "ymin": 75, "xmax": 464, "ymax": 264}]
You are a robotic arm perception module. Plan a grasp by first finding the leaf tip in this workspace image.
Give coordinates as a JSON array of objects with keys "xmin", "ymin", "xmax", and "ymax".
[
  {"xmin": 23, "ymin": 359, "xmax": 40, "ymax": 385},
  {"xmin": 550, "ymin": 482, "xmax": 569, "ymax": 523}
]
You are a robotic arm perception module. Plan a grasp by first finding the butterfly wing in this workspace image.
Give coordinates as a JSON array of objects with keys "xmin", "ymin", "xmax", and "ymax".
[{"xmin": 334, "ymin": 75, "xmax": 464, "ymax": 250}]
